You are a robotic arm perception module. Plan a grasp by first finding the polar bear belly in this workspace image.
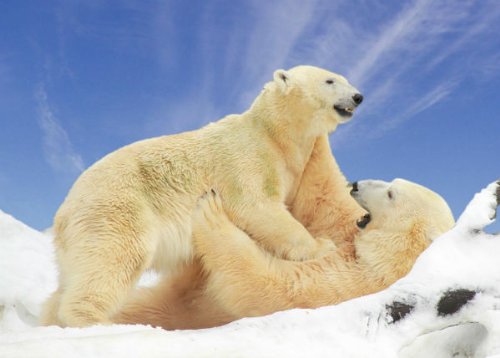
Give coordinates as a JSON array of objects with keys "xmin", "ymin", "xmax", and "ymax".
[{"xmin": 148, "ymin": 215, "xmax": 194, "ymax": 275}]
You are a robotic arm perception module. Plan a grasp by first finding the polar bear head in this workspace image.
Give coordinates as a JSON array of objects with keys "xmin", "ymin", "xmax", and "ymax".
[
  {"xmin": 350, "ymin": 178, "xmax": 455, "ymax": 281},
  {"xmin": 270, "ymin": 65, "xmax": 363, "ymax": 133}
]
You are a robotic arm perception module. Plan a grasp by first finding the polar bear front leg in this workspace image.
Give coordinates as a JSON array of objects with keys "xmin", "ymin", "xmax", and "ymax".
[
  {"xmin": 291, "ymin": 135, "xmax": 366, "ymax": 258},
  {"xmin": 192, "ymin": 190, "xmax": 292, "ymax": 317},
  {"xmin": 455, "ymin": 180, "xmax": 499, "ymax": 233},
  {"xmin": 236, "ymin": 200, "xmax": 336, "ymax": 261}
]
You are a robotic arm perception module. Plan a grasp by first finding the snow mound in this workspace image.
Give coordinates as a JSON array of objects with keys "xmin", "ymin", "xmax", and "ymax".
[
  {"xmin": 0, "ymin": 210, "xmax": 57, "ymax": 329},
  {"xmin": 0, "ymin": 181, "xmax": 499, "ymax": 357}
]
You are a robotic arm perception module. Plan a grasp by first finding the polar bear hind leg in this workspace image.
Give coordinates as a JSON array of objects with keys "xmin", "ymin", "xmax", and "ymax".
[
  {"xmin": 55, "ymin": 232, "xmax": 154, "ymax": 327},
  {"xmin": 40, "ymin": 288, "xmax": 63, "ymax": 326}
]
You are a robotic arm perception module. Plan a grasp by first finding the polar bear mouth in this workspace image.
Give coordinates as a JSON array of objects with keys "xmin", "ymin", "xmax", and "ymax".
[
  {"xmin": 356, "ymin": 213, "xmax": 371, "ymax": 229},
  {"xmin": 333, "ymin": 105, "xmax": 355, "ymax": 118}
]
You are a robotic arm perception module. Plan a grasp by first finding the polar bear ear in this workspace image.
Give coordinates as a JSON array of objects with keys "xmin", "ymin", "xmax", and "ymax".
[{"xmin": 273, "ymin": 69, "xmax": 291, "ymax": 93}]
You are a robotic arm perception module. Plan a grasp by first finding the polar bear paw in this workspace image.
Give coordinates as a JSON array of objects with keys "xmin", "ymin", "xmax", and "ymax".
[{"xmin": 455, "ymin": 180, "xmax": 500, "ymax": 233}]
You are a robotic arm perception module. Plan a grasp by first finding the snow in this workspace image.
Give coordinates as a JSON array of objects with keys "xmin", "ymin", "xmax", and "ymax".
[{"xmin": 1, "ymin": 182, "xmax": 499, "ymax": 358}]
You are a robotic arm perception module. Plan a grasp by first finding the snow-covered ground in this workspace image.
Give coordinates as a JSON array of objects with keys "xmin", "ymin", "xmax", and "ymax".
[{"xmin": 0, "ymin": 181, "xmax": 499, "ymax": 358}]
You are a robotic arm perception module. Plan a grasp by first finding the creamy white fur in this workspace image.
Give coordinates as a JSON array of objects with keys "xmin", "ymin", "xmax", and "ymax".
[{"xmin": 41, "ymin": 65, "xmax": 362, "ymax": 327}]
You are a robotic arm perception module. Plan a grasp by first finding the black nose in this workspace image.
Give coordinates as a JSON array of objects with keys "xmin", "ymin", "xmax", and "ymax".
[
  {"xmin": 350, "ymin": 182, "xmax": 358, "ymax": 194},
  {"xmin": 352, "ymin": 93, "xmax": 363, "ymax": 105}
]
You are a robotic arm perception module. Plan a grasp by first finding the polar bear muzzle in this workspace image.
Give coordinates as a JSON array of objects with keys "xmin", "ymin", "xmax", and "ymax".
[
  {"xmin": 333, "ymin": 93, "xmax": 363, "ymax": 119},
  {"xmin": 349, "ymin": 181, "xmax": 371, "ymax": 228}
]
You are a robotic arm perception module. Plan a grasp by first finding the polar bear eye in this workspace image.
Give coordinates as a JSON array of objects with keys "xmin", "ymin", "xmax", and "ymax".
[
  {"xmin": 325, "ymin": 79, "xmax": 335, "ymax": 85},
  {"xmin": 387, "ymin": 190, "xmax": 394, "ymax": 200}
]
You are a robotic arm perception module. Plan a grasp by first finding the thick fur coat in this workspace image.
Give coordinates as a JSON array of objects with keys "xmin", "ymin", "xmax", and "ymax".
[{"xmin": 42, "ymin": 66, "xmax": 364, "ymax": 327}]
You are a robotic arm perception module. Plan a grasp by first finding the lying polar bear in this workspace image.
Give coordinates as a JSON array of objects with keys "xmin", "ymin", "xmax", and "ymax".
[
  {"xmin": 114, "ymin": 179, "xmax": 455, "ymax": 329},
  {"xmin": 42, "ymin": 65, "xmax": 364, "ymax": 327}
]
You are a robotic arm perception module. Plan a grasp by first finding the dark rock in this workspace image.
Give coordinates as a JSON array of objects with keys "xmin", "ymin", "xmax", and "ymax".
[
  {"xmin": 436, "ymin": 289, "xmax": 476, "ymax": 317},
  {"xmin": 386, "ymin": 301, "xmax": 414, "ymax": 323}
]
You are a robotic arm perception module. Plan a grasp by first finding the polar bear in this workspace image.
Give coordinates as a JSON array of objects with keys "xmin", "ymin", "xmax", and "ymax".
[
  {"xmin": 41, "ymin": 65, "xmax": 364, "ymax": 327},
  {"xmin": 114, "ymin": 179, "xmax": 454, "ymax": 329}
]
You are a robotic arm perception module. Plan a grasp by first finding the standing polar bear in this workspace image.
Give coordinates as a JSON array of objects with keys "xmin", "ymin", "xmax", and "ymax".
[{"xmin": 42, "ymin": 65, "xmax": 364, "ymax": 327}]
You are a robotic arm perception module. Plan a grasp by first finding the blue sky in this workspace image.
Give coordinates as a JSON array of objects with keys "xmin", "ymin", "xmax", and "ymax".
[{"xmin": 1, "ymin": 0, "xmax": 499, "ymax": 232}]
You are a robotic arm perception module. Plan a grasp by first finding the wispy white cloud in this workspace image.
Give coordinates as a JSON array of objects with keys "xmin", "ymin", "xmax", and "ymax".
[
  {"xmin": 318, "ymin": 0, "xmax": 500, "ymax": 145},
  {"xmin": 352, "ymin": 0, "xmax": 499, "ymax": 86},
  {"xmin": 381, "ymin": 80, "xmax": 458, "ymax": 134},
  {"xmin": 347, "ymin": 0, "xmax": 436, "ymax": 87},
  {"xmin": 196, "ymin": 0, "xmax": 323, "ymax": 109},
  {"xmin": 34, "ymin": 84, "xmax": 85, "ymax": 174},
  {"xmin": 402, "ymin": 81, "xmax": 457, "ymax": 119},
  {"xmin": 330, "ymin": 79, "xmax": 458, "ymax": 147},
  {"xmin": 40, "ymin": 0, "xmax": 500, "ymax": 146},
  {"xmin": 148, "ymin": 0, "xmax": 322, "ymax": 134},
  {"xmin": 149, "ymin": 0, "xmax": 500, "ymax": 142},
  {"xmin": 230, "ymin": 0, "xmax": 321, "ymax": 107},
  {"xmin": 423, "ymin": 3, "xmax": 500, "ymax": 71}
]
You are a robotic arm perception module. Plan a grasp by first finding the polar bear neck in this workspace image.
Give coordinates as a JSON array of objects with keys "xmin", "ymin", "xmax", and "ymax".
[{"xmin": 247, "ymin": 85, "xmax": 320, "ymax": 169}]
